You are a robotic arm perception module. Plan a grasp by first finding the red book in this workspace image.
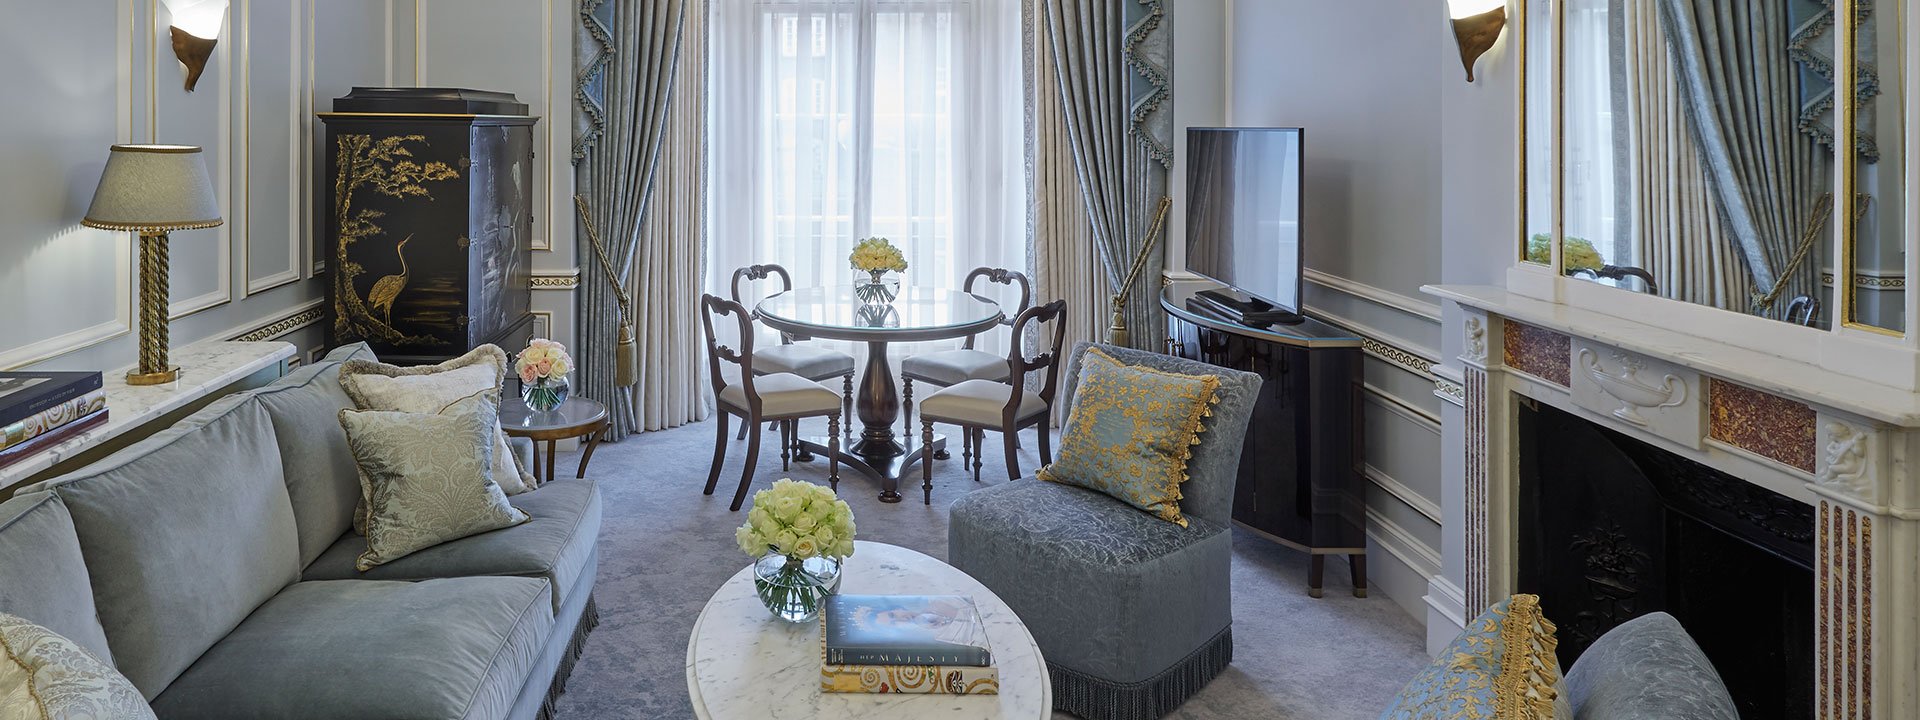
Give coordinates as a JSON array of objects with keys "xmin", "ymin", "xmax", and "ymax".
[{"xmin": 0, "ymin": 410, "xmax": 108, "ymax": 470}]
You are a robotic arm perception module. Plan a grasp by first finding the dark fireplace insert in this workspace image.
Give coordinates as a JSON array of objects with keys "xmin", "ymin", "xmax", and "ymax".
[{"xmin": 1517, "ymin": 400, "xmax": 1813, "ymax": 720}]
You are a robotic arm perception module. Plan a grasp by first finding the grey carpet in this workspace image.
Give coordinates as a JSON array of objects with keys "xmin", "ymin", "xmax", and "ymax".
[{"xmin": 551, "ymin": 417, "xmax": 1428, "ymax": 719}]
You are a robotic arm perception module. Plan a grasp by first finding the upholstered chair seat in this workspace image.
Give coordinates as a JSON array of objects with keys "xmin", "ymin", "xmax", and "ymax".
[
  {"xmin": 901, "ymin": 349, "xmax": 1011, "ymax": 386},
  {"xmin": 752, "ymin": 343, "xmax": 857, "ymax": 380},
  {"xmin": 717, "ymin": 373, "xmax": 842, "ymax": 417},
  {"xmin": 918, "ymin": 379, "xmax": 1048, "ymax": 427}
]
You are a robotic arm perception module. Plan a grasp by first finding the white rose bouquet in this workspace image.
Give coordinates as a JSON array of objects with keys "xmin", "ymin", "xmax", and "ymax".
[
  {"xmin": 515, "ymin": 338, "xmax": 574, "ymax": 411},
  {"xmin": 738, "ymin": 479, "xmax": 856, "ymax": 621},
  {"xmin": 736, "ymin": 479, "xmax": 856, "ymax": 560}
]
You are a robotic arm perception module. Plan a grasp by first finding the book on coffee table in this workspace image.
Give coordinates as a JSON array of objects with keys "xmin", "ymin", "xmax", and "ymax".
[{"xmin": 819, "ymin": 594, "xmax": 998, "ymax": 695}]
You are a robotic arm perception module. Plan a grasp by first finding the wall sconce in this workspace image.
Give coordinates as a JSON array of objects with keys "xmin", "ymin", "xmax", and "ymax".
[
  {"xmin": 160, "ymin": 0, "xmax": 228, "ymax": 92},
  {"xmin": 1449, "ymin": 0, "xmax": 1508, "ymax": 82}
]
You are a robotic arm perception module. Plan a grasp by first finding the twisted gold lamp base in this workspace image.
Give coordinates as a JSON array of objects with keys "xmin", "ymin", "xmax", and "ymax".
[{"xmin": 127, "ymin": 232, "xmax": 179, "ymax": 386}]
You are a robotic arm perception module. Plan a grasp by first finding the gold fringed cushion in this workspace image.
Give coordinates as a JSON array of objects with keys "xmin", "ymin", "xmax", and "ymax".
[
  {"xmin": 1036, "ymin": 347, "xmax": 1219, "ymax": 527},
  {"xmin": 0, "ymin": 612, "xmax": 154, "ymax": 720},
  {"xmin": 1379, "ymin": 594, "xmax": 1572, "ymax": 720}
]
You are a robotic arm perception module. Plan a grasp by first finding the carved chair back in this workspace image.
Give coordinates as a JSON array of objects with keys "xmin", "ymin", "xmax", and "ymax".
[
  {"xmin": 699, "ymin": 294, "xmax": 763, "ymax": 410},
  {"xmin": 730, "ymin": 263, "xmax": 796, "ymax": 345},
  {"xmin": 962, "ymin": 267, "xmax": 1032, "ymax": 350},
  {"xmin": 1002, "ymin": 300, "xmax": 1069, "ymax": 422}
]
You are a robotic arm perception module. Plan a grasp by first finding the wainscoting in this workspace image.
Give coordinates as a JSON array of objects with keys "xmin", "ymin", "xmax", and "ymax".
[{"xmin": 1296, "ymin": 271, "xmax": 1447, "ymax": 627}]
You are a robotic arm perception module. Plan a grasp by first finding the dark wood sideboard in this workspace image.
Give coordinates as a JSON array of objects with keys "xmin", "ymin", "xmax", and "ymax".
[
  {"xmin": 1162, "ymin": 282, "xmax": 1368, "ymax": 597},
  {"xmin": 319, "ymin": 87, "xmax": 537, "ymax": 364}
]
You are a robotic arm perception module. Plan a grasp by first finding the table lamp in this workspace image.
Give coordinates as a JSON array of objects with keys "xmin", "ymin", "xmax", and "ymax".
[{"xmin": 81, "ymin": 144, "xmax": 223, "ymax": 385}]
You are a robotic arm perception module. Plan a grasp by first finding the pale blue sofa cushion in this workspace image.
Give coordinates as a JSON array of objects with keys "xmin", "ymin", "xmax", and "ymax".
[
  {"xmin": 27, "ymin": 394, "xmax": 299, "ymax": 699},
  {"xmin": 252, "ymin": 344, "xmax": 375, "ymax": 567},
  {"xmin": 301, "ymin": 478, "xmax": 601, "ymax": 614},
  {"xmin": 149, "ymin": 576, "xmax": 554, "ymax": 720},
  {"xmin": 0, "ymin": 491, "xmax": 116, "ymax": 664},
  {"xmin": 1563, "ymin": 612, "xmax": 1737, "ymax": 720}
]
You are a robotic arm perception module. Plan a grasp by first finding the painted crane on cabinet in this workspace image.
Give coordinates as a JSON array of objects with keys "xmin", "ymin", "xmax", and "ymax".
[{"xmin": 329, "ymin": 134, "xmax": 459, "ymax": 348}]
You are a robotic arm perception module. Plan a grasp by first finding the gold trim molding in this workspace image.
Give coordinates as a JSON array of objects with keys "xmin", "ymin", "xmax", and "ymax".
[
  {"xmin": 1435, "ymin": 376, "xmax": 1466, "ymax": 404},
  {"xmin": 1363, "ymin": 338, "xmax": 1437, "ymax": 378},
  {"xmin": 231, "ymin": 304, "xmax": 324, "ymax": 342},
  {"xmin": 531, "ymin": 270, "xmax": 580, "ymax": 290}
]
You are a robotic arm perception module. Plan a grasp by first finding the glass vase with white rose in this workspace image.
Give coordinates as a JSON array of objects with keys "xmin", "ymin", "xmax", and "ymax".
[
  {"xmin": 737, "ymin": 479, "xmax": 856, "ymax": 622},
  {"xmin": 515, "ymin": 338, "xmax": 573, "ymax": 412},
  {"xmin": 849, "ymin": 236, "xmax": 908, "ymax": 305}
]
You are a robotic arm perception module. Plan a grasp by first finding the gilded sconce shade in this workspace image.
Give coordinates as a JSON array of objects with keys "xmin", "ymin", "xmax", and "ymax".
[
  {"xmin": 160, "ymin": 0, "xmax": 228, "ymax": 92},
  {"xmin": 1448, "ymin": 0, "xmax": 1508, "ymax": 82}
]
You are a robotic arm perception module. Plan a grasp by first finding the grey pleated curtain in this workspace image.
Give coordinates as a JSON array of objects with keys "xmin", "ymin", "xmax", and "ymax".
[
  {"xmin": 627, "ymin": 0, "xmax": 710, "ymax": 432},
  {"xmin": 1025, "ymin": 0, "xmax": 1101, "ymax": 389},
  {"xmin": 1037, "ymin": 0, "xmax": 1171, "ymax": 351},
  {"xmin": 1657, "ymin": 0, "xmax": 1826, "ymax": 318},
  {"xmin": 1619, "ymin": 0, "xmax": 1752, "ymax": 308},
  {"xmin": 574, "ymin": 0, "xmax": 689, "ymax": 441}
]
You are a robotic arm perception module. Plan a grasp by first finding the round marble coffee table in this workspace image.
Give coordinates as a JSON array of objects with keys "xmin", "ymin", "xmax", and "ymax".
[{"xmin": 686, "ymin": 541, "xmax": 1051, "ymax": 719}]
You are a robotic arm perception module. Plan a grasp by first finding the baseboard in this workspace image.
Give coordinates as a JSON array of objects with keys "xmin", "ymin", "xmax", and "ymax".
[{"xmin": 1423, "ymin": 576, "xmax": 1468, "ymax": 657}]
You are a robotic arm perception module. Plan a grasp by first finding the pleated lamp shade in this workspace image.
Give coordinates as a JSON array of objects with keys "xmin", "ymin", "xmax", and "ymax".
[{"xmin": 81, "ymin": 145, "xmax": 223, "ymax": 233}]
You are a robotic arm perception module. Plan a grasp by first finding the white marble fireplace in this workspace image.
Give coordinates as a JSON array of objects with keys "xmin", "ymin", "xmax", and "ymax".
[{"xmin": 1424, "ymin": 281, "xmax": 1919, "ymax": 720}]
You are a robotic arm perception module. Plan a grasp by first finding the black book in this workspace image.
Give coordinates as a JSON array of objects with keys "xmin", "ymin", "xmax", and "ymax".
[
  {"xmin": 823, "ymin": 595, "xmax": 993, "ymax": 667},
  {"xmin": 0, "ymin": 372, "xmax": 103, "ymax": 428}
]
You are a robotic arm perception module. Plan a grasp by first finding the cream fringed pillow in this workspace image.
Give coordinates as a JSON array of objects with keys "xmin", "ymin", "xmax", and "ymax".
[
  {"xmin": 339, "ymin": 392, "xmax": 530, "ymax": 571},
  {"xmin": 0, "ymin": 612, "xmax": 154, "ymax": 720},
  {"xmin": 340, "ymin": 345, "xmax": 534, "ymax": 505}
]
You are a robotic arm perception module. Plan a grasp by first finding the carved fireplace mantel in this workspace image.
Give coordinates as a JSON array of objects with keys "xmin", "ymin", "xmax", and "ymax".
[{"xmin": 1425, "ymin": 283, "xmax": 1917, "ymax": 720}]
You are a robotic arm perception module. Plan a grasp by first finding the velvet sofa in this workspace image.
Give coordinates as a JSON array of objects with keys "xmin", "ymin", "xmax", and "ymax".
[{"xmin": 0, "ymin": 343, "xmax": 601, "ymax": 719}]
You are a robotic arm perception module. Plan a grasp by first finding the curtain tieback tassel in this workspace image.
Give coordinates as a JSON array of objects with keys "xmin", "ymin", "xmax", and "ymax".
[{"xmin": 615, "ymin": 322, "xmax": 638, "ymax": 388}]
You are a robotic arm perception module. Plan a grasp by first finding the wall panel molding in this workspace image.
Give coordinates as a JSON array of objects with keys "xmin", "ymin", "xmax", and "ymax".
[
  {"xmin": 1306, "ymin": 268, "xmax": 1443, "ymax": 321},
  {"xmin": 1367, "ymin": 507, "xmax": 1442, "ymax": 578},
  {"xmin": 1367, "ymin": 463, "xmax": 1442, "ymax": 524}
]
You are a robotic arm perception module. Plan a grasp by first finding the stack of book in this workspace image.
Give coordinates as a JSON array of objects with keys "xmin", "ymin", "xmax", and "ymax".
[
  {"xmin": 0, "ymin": 372, "xmax": 108, "ymax": 470},
  {"xmin": 819, "ymin": 594, "xmax": 998, "ymax": 696}
]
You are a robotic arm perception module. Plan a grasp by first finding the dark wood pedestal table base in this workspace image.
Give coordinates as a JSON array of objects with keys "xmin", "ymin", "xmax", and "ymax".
[
  {"xmin": 756, "ymin": 286, "xmax": 1004, "ymax": 503},
  {"xmin": 500, "ymin": 396, "xmax": 610, "ymax": 484}
]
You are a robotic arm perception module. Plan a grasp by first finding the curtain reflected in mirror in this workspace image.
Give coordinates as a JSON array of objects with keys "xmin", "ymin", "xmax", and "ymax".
[
  {"xmin": 1848, "ymin": 1, "xmax": 1905, "ymax": 333},
  {"xmin": 1547, "ymin": 0, "xmax": 1898, "ymax": 330}
]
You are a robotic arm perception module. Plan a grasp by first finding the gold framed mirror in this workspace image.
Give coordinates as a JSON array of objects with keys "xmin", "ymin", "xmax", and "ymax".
[
  {"xmin": 1520, "ymin": 0, "xmax": 1910, "ymax": 335},
  {"xmin": 1839, "ymin": 0, "xmax": 1907, "ymax": 335}
]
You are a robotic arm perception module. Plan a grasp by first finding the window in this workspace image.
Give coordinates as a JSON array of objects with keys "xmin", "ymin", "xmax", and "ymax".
[{"xmin": 709, "ymin": 0, "xmax": 1026, "ymax": 333}]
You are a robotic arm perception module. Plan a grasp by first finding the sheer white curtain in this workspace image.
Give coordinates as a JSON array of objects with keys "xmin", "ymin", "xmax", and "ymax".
[
  {"xmin": 708, "ymin": 0, "xmax": 1025, "ymax": 356},
  {"xmin": 1562, "ymin": 0, "xmax": 1620, "ymax": 269}
]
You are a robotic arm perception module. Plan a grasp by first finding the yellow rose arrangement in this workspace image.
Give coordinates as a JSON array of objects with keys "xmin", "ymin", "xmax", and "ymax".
[{"xmin": 849, "ymin": 236, "xmax": 908, "ymax": 276}]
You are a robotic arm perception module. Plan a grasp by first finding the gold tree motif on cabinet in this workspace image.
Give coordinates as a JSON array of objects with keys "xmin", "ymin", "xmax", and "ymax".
[{"xmin": 331, "ymin": 134, "xmax": 460, "ymax": 345}]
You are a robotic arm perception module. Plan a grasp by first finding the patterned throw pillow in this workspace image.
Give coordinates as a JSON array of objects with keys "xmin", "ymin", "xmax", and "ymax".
[
  {"xmin": 1036, "ymin": 347, "xmax": 1219, "ymax": 527},
  {"xmin": 1379, "ymin": 594, "xmax": 1572, "ymax": 720},
  {"xmin": 340, "ymin": 345, "xmax": 534, "ymax": 498},
  {"xmin": 0, "ymin": 612, "xmax": 154, "ymax": 720},
  {"xmin": 338, "ymin": 392, "xmax": 530, "ymax": 571}
]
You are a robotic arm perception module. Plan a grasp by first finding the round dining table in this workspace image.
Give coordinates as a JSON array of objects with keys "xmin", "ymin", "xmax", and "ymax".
[{"xmin": 756, "ymin": 285, "xmax": 1005, "ymax": 503}]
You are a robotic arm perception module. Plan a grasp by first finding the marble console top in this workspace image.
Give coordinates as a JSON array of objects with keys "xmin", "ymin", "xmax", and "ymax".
[
  {"xmin": 686, "ymin": 541, "xmax": 1051, "ymax": 720},
  {"xmin": 1, "ymin": 340, "xmax": 295, "ymax": 488}
]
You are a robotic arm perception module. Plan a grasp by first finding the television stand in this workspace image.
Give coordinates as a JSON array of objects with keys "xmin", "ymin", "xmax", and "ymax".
[{"xmin": 1189, "ymin": 289, "xmax": 1305, "ymax": 327}]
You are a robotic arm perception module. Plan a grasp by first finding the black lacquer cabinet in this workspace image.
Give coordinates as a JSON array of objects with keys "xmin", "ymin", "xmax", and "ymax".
[
  {"xmin": 1162, "ymin": 282, "xmax": 1369, "ymax": 597},
  {"xmin": 320, "ymin": 87, "xmax": 536, "ymax": 364}
]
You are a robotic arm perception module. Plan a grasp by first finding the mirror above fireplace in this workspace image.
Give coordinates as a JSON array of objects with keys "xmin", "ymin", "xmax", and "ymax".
[{"xmin": 1520, "ymin": 0, "xmax": 1908, "ymax": 335}]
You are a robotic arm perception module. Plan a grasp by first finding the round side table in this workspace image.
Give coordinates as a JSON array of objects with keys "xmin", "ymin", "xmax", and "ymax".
[{"xmin": 499, "ymin": 396, "xmax": 609, "ymax": 484}]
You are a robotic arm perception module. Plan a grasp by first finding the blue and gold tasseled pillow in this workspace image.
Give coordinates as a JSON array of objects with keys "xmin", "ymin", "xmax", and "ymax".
[
  {"xmin": 1036, "ymin": 347, "xmax": 1219, "ymax": 527},
  {"xmin": 1380, "ymin": 594, "xmax": 1572, "ymax": 720}
]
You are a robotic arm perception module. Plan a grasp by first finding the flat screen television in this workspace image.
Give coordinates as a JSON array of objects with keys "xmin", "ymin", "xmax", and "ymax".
[{"xmin": 1184, "ymin": 127, "xmax": 1305, "ymax": 324}]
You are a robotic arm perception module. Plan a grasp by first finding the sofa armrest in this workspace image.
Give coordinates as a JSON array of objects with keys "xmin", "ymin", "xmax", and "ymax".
[{"xmin": 1562, "ymin": 612, "xmax": 1737, "ymax": 719}]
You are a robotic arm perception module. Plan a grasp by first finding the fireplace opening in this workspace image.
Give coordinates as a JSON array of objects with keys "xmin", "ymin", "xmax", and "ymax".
[{"xmin": 1516, "ymin": 400, "xmax": 1814, "ymax": 720}]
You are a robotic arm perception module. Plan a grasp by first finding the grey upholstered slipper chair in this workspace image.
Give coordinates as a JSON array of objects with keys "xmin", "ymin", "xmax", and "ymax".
[{"xmin": 947, "ymin": 342, "xmax": 1263, "ymax": 720}]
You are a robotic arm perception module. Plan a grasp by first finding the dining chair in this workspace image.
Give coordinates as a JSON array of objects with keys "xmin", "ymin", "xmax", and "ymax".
[
  {"xmin": 915, "ymin": 300, "xmax": 1067, "ymax": 504},
  {"xmin": 700, "ymin": 294, "xmax": 843, "ymax": 511},
  {"xmin": 731, "ymin": 264, "xmax": 856, "ymax": 443},
  {"xmin": 900, "ymin": 267, "xmax": 1032, "ymax": 439}
]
